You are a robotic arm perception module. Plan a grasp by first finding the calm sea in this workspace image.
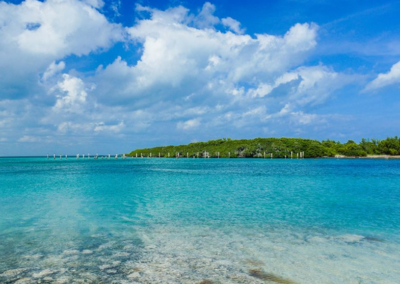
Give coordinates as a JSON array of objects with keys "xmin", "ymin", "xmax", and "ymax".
[{"xmin": 0, "ymin": 157, "xmax": 399, "ymax": 283}]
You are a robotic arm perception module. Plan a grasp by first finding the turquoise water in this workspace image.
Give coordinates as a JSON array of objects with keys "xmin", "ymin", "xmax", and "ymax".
[{"xmin": 0, "ymin": 157, "xmax": 399, "ymax": 283}]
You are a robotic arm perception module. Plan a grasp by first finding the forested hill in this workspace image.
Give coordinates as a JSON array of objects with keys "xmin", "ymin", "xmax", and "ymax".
[{"xmin": 127, "ymin": 137, "xmax": 400, "ymax": 158}]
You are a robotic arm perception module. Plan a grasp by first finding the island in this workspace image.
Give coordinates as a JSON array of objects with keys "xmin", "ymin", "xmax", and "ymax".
[{"xmin": 127, "ymin": 137, "xmax": 400, "ymax": 158}]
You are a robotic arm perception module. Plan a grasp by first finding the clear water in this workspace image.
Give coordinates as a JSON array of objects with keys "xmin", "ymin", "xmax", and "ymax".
[{"xmin": 0, "ymin": 157, "xmax": 399, "ymax": 284}]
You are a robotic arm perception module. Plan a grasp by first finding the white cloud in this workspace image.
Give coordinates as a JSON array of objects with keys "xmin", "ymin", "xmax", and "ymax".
[
  {"xmin": 110, "ymin": 0, "xmax": 121, "ymax": 18},
  {"xmin": 14, "ymin": 0, "xmax": 122, "ymax": 56},
  {"xmin": 84, "ymin": 4, "xmax": 350, "ymax": 142},
  {"xmin": 57, "ymin": 121, "xmax": 92, "ymax": 133},
  {"xmin": 42, "ymin": 61, "xmax": 65, "ymax": 83},
  {"xmin": 177, "ymin": 118, "xmax": 201, "ymax": 130},
  {"xmin": 53, "ymin": 74, "xmax": 88, "ymax": 112},
  {"xmin": 95, "ymin": 6, "xmax": 319, "ymax": 108},
  {"xmin": 222, "ymin": 17, "xmax": 244, "ymax": 34},
  {"xmin": 290, "ymin": 111, "xmax": 320, "ymax": 125},
  {"xmin": 364, "ymin": 61, "xmax": 400, "ymax": 91},
  {"xmin": 18, "ymin": 135, "xmax": 40, "ymax": 142},
  {"xmin": 82, "ymin": 0, "xmax": 104, "ymax": 9},
  {"xmin": 0, "ymin": 0, "xmax": 124, "ymax": 99},
  {"xmin": 0, "ymin": 2, "xmax": 355, "ymax": 154},
  {"xmin": 248, "ymin": 65, "xmax": 348, "ymax": 106},
  {"xmin": 193, "ymin": 2, "xmax": 219, "ymax": 29},
  {"xmin": 94, "ymin": 121, "xmax": 125, "ymax": 132}
]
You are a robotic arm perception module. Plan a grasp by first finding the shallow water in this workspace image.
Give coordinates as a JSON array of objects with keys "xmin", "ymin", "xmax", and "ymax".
[{"xmin": 0, "ymin": 157, "xmax": 399, "ymax": 283}]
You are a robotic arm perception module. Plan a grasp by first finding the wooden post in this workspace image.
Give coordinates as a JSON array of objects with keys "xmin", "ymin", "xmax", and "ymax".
[
  {"xmin": 187, "ymin": 152, "xmax": 189, "ymax": 158},
  {"xmin": 229, "ymin": 152, "xmax": 230, "ymax": 158}
]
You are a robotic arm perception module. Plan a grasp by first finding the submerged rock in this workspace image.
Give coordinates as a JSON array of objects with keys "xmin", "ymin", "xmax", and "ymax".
[
  {"xmin": 54, "ymin": 276, "xmax": 70, "ymax": 283},
  {"xmin": 23, "ymin": 254, "xmax": 43, "ymax": 260},
  {"xmin": 127, "ymin": 272, "xmax": 141, "ymax": 279},
  {"xmin": 336, "ymin": 234, "xmax": 364, "ymax": 243},
  {"xmin": 123, "ymin": 244, "xmax": 134, "ymax": 250},
  {"xmin": 99, "ymin": 260, "xmax": 121, "ymax": 271},
  {"xmin": 14, "ymin": 277, "xmax": 32, "ymax": 284},
  {"xmin": 249, "ymin": 269, "xmax": 296, "ymax": 284},
  {"xmin": 32, "ymin": 269, "xmax": 56, "ymax": 278},
  {"xmin": 198, "ymin": 280, "xmax": 215, "ymax": 284},
  {"xmin": 112, "ymin": 252, "xmax": 130, "ymax": 258},
  {"xmin": 63, "ymin": 250, "xmax": 80, "ymax": 255},
  {"xmin": 0, "ymin": 268, "xmax": 27, "ymax": 277},
  {"xmin": 99, "ymin": 264, "xmax": 112, "ymax": 270}
]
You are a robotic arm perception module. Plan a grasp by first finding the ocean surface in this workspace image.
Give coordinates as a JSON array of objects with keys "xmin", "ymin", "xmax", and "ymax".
[{"xmin": 0, "ymin": 157, "xmax": 399, "ymax": 284}]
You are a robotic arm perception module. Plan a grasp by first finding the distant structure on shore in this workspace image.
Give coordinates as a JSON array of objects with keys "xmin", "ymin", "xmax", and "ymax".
[{"xmin": 42, "ymin": 137, "xmax": 400, "ymax": 161}]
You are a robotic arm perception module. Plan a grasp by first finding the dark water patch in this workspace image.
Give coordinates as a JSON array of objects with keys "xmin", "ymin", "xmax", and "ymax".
[
  {"xmin": 364, "ymin": 236, "xmax": 384, "ymax": 243},
  {"xmin": 199, "ymin": 280, "xmax": 215, "ymax": 284},
  {"xmin": 249, "ymin": 269, "xmax": 296, "ymax": 284}
]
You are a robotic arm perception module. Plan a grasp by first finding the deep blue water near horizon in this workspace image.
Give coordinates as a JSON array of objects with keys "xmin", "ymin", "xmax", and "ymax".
[{"xmin": 0, "ymin": 157, "xmax": 399, "ymax": 283}]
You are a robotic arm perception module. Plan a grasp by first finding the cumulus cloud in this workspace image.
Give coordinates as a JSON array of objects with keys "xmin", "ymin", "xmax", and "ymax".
[
  {"xmin": 364, "ymin": 61, "xmax": 400, "ymax": 91},
  {"xmin": 91, "ymin": 5, "xmax": 348, "ymax": 138},
  {"xmin": 0, "ymin": 0, "xmax": 124, "ymax": 99},
  {"xmin": 193, "ymin": 2, "xmax": 219, "ymax": 29},
  {"xmin": 0, "ymin": 2, "xmax": 354, "ymax": 155},
  {"xmin": 52, "ymin": 74, "xmax": 92, "ymax": 112},
  {"xmin": 222, "ymin": 17, "xmax": 244, "ymax": 34},
  {"xmin": 42, "ymin": 61, "xmax": 65, "ymax": 83},
  {"xmin": 95, "ymin": 5, "xmax": 319, "ymax": 108},
  {"xmin": 94, "ymin": 121, "xmax": 125, "ymax": 132},
  {"xmin": 18, "ymin": 135, "xmax": 40, "ymax": 142},
  {"xmin": 177, "ymin": 118, "xmax": 201, "ymax": 130},
  {"xmin": 14, "ymin": 0, "xmax": 121, "ymax": 56}
]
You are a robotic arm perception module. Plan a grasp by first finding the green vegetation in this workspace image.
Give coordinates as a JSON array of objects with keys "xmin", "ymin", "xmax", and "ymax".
[{"xmin": 127, "ymin": 137, "xmax": 400, "ymax": 158}]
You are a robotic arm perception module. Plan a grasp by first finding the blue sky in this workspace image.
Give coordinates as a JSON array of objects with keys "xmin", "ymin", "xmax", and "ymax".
[{"xmin": 0, "ymin": 0, "xmax": 400, "ymax": 156}]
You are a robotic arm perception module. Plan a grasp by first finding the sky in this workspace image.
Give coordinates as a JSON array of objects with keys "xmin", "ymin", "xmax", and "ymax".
[{"xmin": 1, "ymin": 0, "xmax": 400, "ymax": 156}]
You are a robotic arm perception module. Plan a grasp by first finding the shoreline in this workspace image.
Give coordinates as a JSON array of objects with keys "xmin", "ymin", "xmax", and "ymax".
[
  {"xmin": 332, "ymin": 155, "xmax": 400, "ymax": 159},
  {"xmin": 2, "ymin": 155, "xmax": 400, "ymax": 159}
]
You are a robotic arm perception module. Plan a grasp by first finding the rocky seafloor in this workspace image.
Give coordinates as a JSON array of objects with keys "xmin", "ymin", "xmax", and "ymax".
[{"xmin": 1, "ymin": 225, "xmax": 399, "ymax": 284}]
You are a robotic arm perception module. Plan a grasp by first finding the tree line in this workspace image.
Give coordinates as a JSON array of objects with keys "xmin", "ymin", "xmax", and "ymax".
[{"xmin": 127, "ymin": 137, "xmax": 400, "ymax": 158}]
